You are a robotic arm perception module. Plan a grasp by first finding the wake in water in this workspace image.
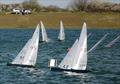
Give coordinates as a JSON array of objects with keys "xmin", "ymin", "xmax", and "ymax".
[
  {"xmin": 0, "ymin": 63, "xmax": 7, "ymax": 66},
  {"xmin": 47, "ymin": 38, "xmax": 52, "ymax": 43},
  {"xmin": 64, "ymin": 71, "xmax": 89, "ymax": 76}
]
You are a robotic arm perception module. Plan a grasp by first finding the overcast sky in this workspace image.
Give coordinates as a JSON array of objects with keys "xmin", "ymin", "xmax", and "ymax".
[{"xmin": 0, "ymin": 0, "xmax": 119, "ymax": 8}]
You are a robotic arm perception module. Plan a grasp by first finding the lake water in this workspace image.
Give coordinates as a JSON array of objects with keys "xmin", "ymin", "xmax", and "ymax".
[{"xmin": 0, "ymin": 28, "xmax": 120, "ymax": 84}]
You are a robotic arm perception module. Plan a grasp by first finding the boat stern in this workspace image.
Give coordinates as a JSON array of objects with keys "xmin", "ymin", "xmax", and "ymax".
[{"xmin": 48, "ymin": 59, "xmax": 57, "ymax": 69}]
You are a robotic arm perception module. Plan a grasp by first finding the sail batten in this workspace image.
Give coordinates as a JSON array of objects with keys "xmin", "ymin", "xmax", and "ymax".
[{"xmin": 11, "ymin": 24, "xmax": 40, "ymax": 66}]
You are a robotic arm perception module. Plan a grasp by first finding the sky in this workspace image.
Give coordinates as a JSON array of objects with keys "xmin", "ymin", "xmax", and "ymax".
[
  {"xmin": 0, "ymin": 0, "xmax": 71, "ymax": 8},
  {"xmin": 0, "ymin": 0, "xmax": 119, "ymax": 8}
]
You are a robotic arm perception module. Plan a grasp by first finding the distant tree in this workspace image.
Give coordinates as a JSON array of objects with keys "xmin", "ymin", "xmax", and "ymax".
[
  {"xmin": 70, "ymin": 0, "xmax": 89, "ymax": 11},
  {"xmin": 22, "ymin": 0, "xmax": 41, "ymax": 12},
  {"xmin": 70, "ymin": 0, "xmax": 120, "ymax": 12},
  {"xmin": 42, "ymin": 5, "xmax": 63, "ymax": 12}
]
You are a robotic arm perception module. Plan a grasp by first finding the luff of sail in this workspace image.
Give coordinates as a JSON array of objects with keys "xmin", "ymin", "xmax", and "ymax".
[
  {"xmin": 40, "ymin": 21, "xmax": 48, "ymax": 42},
  {"xmin": 58, "ymin": 22, "xmax": 87, "ymax": 70},
  {"xmin": 11, "ymin": 24, "xmax": 40, "ymax": 66},
  {"xmin": 58, "ymin": 21, "xmax": 65, "ymax": 41}
]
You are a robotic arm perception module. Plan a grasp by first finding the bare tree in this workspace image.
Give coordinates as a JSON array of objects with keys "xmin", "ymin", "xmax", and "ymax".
[
  {"xmin": 70, "ymin": 0, "xmax": 89, "ymax": 11},
  {"xmin": 22, "ymin": 0, "xmax": 41, "ymax": 12}
]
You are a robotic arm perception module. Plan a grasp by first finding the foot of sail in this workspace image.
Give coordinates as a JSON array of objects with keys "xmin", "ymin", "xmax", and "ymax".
[
  {"xmin": 50, "ymin": 67, "xmax": 90, "ymax": 73},
  {"xmin": 7, "ymin": 63, "xmax": 34, "ymax": 68}
]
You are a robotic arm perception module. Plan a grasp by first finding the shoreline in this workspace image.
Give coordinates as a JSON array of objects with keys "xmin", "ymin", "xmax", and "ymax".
[
  {"xmin": 0, "ymin": 12, "xmax": 119, "ymax": 29},
  {"xmin": 0, "ymin": 27, "xmax": 120, "ymax": 30}
]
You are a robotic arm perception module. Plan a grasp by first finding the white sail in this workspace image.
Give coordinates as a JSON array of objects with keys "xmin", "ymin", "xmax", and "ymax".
[
  {"xmin": 73, "ymin": 22, "xmax": 87, "ymax": 70},
  {"xmin": 40, "ymin": 21, "xmax": 48, "ymax": 42},
  {"xmin": 58, "ymin": 22, "xmax": 87, "ymax": 70},
  {"xmin": 105, "ymin": 35, "xmax": 120, "ymax": 47},
  {"xmin": 12, "ymin": 24, "xmax": 40, "ymax": 66},
  {"xmin": 58, "ymin": 21, "xmax": 65, "ymax": 41},
  {"xmin": 58, "ymin": 39, "xmax": 79, "ymax": 69},
  {"xmin": 88, "ymin": 33, "xmax": 108, "ymax": 53}
]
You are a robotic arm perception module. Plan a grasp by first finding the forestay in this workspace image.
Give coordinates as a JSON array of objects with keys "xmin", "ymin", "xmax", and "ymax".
[{"xmin": 11, "ymin": 24, "xmax": 40, "ymax": 66}]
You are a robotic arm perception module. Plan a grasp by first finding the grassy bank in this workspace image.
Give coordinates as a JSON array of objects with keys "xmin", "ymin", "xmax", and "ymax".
[{"xmin": 0, "ymin": 12, "xmax": 120, "ymax": 29}]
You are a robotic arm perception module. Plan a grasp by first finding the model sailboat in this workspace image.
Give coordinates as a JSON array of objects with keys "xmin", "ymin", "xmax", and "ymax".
[
  {"xmin": 105, "ymin": 35, "xmax": 120, "ymax": 47},
  {"xmin": 49, "ymin": 22, "xmax": 88, "ymax": 73},
  {"xmin": 7, "ymin": 24, "xmax": 40, "ymax": 67},
  {"xmin": 88, "ymin": 33, "xmax": 108, "ymax": 53},
  {"xmin": 58, "ymin": 21, "xmax": 65, "ymax": 41},
  {"xmin": 40, "ymin": 21, "xmax": 48, "ymax": 42}
]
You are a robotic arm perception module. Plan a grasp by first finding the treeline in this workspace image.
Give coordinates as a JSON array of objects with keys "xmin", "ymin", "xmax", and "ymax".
[
  {"xmin": 22, "ymin": 0, "xmax": 67, "ymax": 12},
  {"xmin": 70, "ymin": 0, "xmax": 120, "ymax": 12},
  {"xmin": 21, "ymin": 0, "xmax": 120, "ymax": 12},
  {"xmin": 0, "ymin": 0, "xmax": 120, "ymax": 13}
]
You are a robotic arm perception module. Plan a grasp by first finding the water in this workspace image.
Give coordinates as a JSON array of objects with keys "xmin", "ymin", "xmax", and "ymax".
[{"xmin": 0, "ymin": 28, "xmax": 120, "ymax": 84}]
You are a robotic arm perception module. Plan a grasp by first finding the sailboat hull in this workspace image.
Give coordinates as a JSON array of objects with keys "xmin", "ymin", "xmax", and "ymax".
[
  {"xmin": 58, "ymin": 39, "xmax": 64, "ymax": 41},
  {"xmin": 7, "ymin": 63, "xmax": 34, "ymax": 68},
  {"xmin": 50, "ymin": 67, "xmax": 90, "ymax": 73},
  {"xmin": 39, "ymin": 40, "xmax": 44, "ymax": 43}
]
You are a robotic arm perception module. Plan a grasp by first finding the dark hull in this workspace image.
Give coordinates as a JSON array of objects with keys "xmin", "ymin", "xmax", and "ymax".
[
  {"xmin": 58, "ymin": 39, "xmax": 64, "ymax": 41},
  {"xmin": 50, "ymin": 67, "xmax": 89, "ymax": 73},
  {"xmin": 39, "ymin": 40, "xmax": 44, "ymax": 43},
  {"xmin": 7, "ymin": 63, "xmax": 34, "ymax": 68}
]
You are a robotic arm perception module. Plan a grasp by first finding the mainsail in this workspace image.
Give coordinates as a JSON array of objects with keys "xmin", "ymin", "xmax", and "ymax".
[
  {"xmin": 11, "ymin": 24, "xmax": 40, "ymax": 66},
  {"xmin": 88, "ymin": 33, "xmax": 108, "ymax": 53},
  {"xmin": 105, "ymin": 35, "xmax": 120, "ymax": 47},
  {"xmin": 40, "ymin": 21, "xmax": 48, "ymax": 42},
  {"xmin": 58, "ymin": 22, "xmax": 87, "ymax": 70},
  {"xmin": 58, "ymin": 21, "xmax": 65, "ymax": 41}
]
